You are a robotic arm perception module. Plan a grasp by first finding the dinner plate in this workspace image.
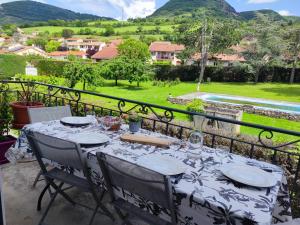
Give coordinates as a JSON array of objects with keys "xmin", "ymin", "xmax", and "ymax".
[
  {"xmin": 220, "ymin": 164, "xmax": 277, "ymax": 188},
  {"xmin": 69, "ymin": 132, "xmax": 110, "ymax": 146},
  {"xmin": 60, "ymin": 116, "xmax": 92, "ymax": 127},
  {"xmin": 137, "ymin": 154, "xmax": 188, "ymax": 175}
]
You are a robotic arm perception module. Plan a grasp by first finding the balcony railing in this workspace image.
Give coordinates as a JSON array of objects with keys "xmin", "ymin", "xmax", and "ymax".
[{"xmin": 1, "ymin": 80, "xmax": 300, "ymax": 216}]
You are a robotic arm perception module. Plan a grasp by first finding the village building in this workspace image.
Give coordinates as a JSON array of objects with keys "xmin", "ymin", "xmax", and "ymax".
[
  {"xmin": 48, "ymin": 51, "xmax": 87, "ymax": 60},
  {"xmin": 188, "ymin": 53, "xmax": 246, "ymax": 66},
  {"xmin": 0, "ymin": 44, "xmax": 47, "ymax": 57},
  {"xmin": 149, "ymin": 41, "xmax": 185, "ymax": 66},
  {"xmin": 91, "ymin": 39, "xmax": 123, "ymax": 62},
  {"xmin": 66, "ymin": 41, "xmax": 105, "ymax": 52}
]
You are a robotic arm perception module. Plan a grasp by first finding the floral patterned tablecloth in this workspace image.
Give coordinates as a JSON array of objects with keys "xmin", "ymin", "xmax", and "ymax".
[{"xmin": 6, "ymin": 120, "xmax": 292, "ymax": 225}]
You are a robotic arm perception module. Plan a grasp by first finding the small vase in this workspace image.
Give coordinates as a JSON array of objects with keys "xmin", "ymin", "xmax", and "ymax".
[{"xmin": 129, "ymin": 121, "xmax": 141, "ymax": 133}]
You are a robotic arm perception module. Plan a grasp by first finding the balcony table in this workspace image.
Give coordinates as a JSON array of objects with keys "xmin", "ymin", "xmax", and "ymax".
[{"xmin": 6, "ymin": 120, "xmax": 293, "ymax": 225}]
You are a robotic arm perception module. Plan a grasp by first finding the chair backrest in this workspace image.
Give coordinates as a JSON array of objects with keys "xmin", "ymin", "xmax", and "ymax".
[
  {"xmin": 28, "ymin": 105, "xmax": 72, "ymax": 124},
  {"xmin": 26, "ymin": 131, "xmax": 84, "ymax": 171},
  {"xmin": 97, "ymin": 152, "xmax": 176, "ymax": 223}
]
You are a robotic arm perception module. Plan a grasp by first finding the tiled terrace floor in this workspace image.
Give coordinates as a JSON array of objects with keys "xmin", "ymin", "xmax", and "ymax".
[{"xmin": 1, "ymin": 161, "xmax": 146, "ymax": 225}]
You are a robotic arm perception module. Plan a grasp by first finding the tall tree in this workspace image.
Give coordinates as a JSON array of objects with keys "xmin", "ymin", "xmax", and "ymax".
[
  {"xmin": 118, "ymin": 39, "xmax": 150, "ymax": 62},
  {"xmin": 286, "ymin": 29, "xmax": 300, "ymax": 84},
  {"xmin": 178, "ymin": 19, "xmax": 241, "ymax": 91},
  {"xmin": 45, "ymin": 40, "xmax": 61, "ymax": 52}
]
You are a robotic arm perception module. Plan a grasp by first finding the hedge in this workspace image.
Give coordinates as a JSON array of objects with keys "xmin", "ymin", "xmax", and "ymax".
[
  {"xmin": 154, "ymin": 65, "xmax": 300, "ymax": 83},
  {"xmin": 31, "ymin": 59, "xmax": 69, "ymax": 77},
  {"xmin": 0, "ymin": 54, "xmax": 26, "ymax": 79}
]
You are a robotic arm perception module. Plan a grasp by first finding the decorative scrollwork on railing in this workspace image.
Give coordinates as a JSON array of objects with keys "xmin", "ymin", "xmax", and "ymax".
[
  {"xmin": 258, "ymin": 129, "xmax": 300, "ymax": 149},
  {"xmin": 45, "ymin": 86, "xmax": 81, "ymax": 103},
  {"xmin": 118, "ymin": 100, "xmax": 174, "ymax": 122}
]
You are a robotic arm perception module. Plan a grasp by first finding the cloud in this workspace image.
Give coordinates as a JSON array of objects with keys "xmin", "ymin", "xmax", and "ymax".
[
  {"xmin": 106, "ymin": 0, "xmax": 156, "ymax": 19},
  {"xmin": 247, "ymin": 0, "xmax": 278, "ymax": 3},
  {"xmin": 278, "ymin": 10, "xmax": 292, "ymax": 16},
  {"xmin": 0, "ymin": 0, "xmax": 156, "ymax": 19}
]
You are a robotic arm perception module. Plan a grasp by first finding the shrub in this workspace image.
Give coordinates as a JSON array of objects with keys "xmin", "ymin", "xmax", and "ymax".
[
  {"xmin": 0, "ymin": 54, "xmax": 26, "ymax": 79},
  {"xmin": 186, "ymin": 99, "xmax": 205, "ymax": 121}
]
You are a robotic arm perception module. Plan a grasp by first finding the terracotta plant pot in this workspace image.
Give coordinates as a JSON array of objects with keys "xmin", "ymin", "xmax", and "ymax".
[
  {"xmin": 10, "ymin": 102, "xmax": 44, "ymax": 129},
  {"xmin": 0, "ymin": 135, "xmax": 16, "ymax": 165}
]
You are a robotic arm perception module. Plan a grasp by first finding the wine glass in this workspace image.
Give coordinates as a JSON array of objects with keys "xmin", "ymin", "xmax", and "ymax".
[{"xmin": 215, "ymin": 149, "xmax": 230, "ymax": 166}]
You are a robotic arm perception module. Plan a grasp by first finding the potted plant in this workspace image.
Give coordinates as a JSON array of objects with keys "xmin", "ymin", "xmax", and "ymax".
[
  {"xmin": 0, "ymin": 84, "xmax": 16, "ymax": 165},
  {"xmin": 10, "ymin": 81, "xmax": 44, "ymax": 129},
  {"xmin": 128, "ymin": 113, "xmax": 142, "ymax": 133}
]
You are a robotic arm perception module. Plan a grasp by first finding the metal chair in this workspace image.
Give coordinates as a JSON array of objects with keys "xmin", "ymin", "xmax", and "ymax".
[
  {"xmin": 275, "ymin": 219, "xmax": 300, "ymax": 225},
  {"xmin": 97, "ymin": 152, "xmax": 177, "ymax": 225},
  {"xmin": 28, "ymin": 105, "xmax": 72, "ymax": 188},
  {"xmin": 26, "ymin": 132, "xmax": 114, "ymax": 225},
  {"xmin": 28, "ymin": 105, "xmax": 72, "ymax": 124}
]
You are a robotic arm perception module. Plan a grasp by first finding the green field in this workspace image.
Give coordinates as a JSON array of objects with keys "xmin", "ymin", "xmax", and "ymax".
[{"xmin": 23, "ymin": 24, "xmax": 175, "ymax": 35}]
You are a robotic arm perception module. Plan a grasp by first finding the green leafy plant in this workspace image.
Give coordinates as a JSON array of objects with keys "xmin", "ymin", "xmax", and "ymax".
[
  {"xmin": 128, "ymin": 113, "xmax": 142, "ymax": 123},
  {"xmin": 186, "ymin": 99, "xmax": 205, "ymax": 121},
  {"xmin": 0, "ymin": 83, "xmax": 12, "ymax": 141}
]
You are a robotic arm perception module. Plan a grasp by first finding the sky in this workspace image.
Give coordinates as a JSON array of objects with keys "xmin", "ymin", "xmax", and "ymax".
[{"xmin": 0, "ymin": 0, "xmax": 299, "ymax": 20}]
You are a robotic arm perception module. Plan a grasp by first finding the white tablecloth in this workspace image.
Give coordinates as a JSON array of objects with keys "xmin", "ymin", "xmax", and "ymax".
[{"xmin": 6, "ymin": 120, "xmax": 292, "ymax": 225}]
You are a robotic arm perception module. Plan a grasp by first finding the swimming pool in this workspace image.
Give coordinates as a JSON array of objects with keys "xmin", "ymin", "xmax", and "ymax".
[{"xmin": 201, "ymin": 94, "xmax": 300, "ymax": 114}]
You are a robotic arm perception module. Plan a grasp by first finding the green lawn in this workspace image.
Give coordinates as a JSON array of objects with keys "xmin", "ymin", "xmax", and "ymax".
[{"xmin": 74, "ymin": 81, "xmax": 300, "ymax": 137}]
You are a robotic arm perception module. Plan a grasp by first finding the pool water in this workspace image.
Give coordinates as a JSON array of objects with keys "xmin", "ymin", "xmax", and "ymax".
[{"xmin": 201, "ymin": 94, "xmax": 300, "ymax": 114}]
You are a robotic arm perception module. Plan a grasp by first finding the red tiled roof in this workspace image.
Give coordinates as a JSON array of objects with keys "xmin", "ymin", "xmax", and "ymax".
[
  {"xmin": 214, "ymin": 54, "xmax": 246, "ymax": 62},
  {"xmin": 192, "ymin": 53, "xmax": 246, "ymax": 62},
  {"xmin": 149, "ymin": 41, "xmax": 185, "ymax": 53},
  {"xmin": 91, "ymin": 46, "xmax": 118, "ymax": 60},
  {"xmin": 48, "ymin": 51, "xmax": 86, "ymax": 57},
  {"xmin": 109, "ymin": 39, "xmax": 123, "ymax": 46},
  {"xmin": 0, "ymin": 50, "xmax": 7, "ymax": 54}
]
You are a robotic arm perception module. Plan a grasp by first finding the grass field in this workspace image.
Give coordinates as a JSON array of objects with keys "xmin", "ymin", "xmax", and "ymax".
[{"xmin": 23, "ymin": 25, "xmax": 175, "ymax": 35}]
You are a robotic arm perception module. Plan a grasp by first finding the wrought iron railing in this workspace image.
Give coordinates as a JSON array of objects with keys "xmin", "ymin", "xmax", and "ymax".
[{"xmin": 1, "ymin": 80, "xmax": 300, "ymax": 215}]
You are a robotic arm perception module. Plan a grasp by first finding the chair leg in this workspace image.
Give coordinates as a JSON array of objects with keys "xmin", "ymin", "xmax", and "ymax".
[
  {"xmin": 38, "ymin": 186, "xmax": 60, "ymax": 225},
  {"xmin": 48, "ymin": 181, "xmax": 76, "ymax": 206},
  {"xmin": 32, "ymin": 170, "xmax": 43, "ymax": 188},
  {"xmin": 37, "ymin": 183, "xmax": 51, "ymax": 211},
  {"xmin": 88, "ymin": 205, "xmax": 99, "ymax": 225}
]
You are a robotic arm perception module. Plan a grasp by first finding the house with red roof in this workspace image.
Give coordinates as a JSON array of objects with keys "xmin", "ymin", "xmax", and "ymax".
[
  {"xmin": 91, "ymin": 39, "xmax": 122, "ymax": 62},
  {"xmin": 149, "ymin": 41, "xmax": 185, "ymax": 66},
  {"xmin": 91, "ymin": 46, "xmax": 118, "ymax": 62},
  {"xmin": 188, "ymin": 53, "xmax": 246, "ymax": 66},
  {"xmin": 48, "ymin": 51, "xmax": 87, "ymax": 60}
]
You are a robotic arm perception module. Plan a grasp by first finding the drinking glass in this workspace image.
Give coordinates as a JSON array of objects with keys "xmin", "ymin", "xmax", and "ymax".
[{"xmin": 187, "ymin": 130, "xmax": 204, "ymax": 160}]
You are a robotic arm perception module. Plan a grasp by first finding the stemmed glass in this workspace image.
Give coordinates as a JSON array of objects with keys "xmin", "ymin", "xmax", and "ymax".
[{"xmin": 215, "ymin": 149, "xmax": 230, "ymax": 166}]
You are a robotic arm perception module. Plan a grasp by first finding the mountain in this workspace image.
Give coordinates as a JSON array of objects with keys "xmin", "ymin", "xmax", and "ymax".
[
  {"xmin": 239, "ymin": 10, "xmax": 284, "ymax": 21},
  {"xmin": 150, "ymin": 0, "xmax": 239, "ymax": 18},
  {"xmin": 0, "ymin": 0, "xmax": 113, "ymax": 24},
  {"xmin": 150, "ymin": 0, "xmax": 291, "ymax": 22}
]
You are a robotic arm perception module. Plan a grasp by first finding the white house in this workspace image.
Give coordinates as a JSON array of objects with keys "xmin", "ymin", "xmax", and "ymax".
[
  {"xmin": 149, "ymin": 41, "xmax": 185, "ymax": 66},
  {"xmin": 66, "ymin": 41, "xmax": 106, "ymax": 52}
]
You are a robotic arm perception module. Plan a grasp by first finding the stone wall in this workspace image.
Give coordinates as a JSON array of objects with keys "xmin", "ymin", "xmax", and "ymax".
[{"xmin": 168, "ymin": 97, "xmax": 300, "ymax": 121}]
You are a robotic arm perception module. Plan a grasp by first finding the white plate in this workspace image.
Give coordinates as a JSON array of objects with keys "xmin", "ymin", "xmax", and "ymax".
[
  {"xmin": 69, "ymin": 132, "xmax": 110, "ymax": 146},
  {"xmin": 220, "ymin": 164, "xmax": 277, "ymax": 188},
  {"xmin": 137, "ymin": 154, "xmax": 187, "ymax": 175},
  {"xmin": 60, "ymin": 116, "xmax": 92, "ymax": 126}
]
